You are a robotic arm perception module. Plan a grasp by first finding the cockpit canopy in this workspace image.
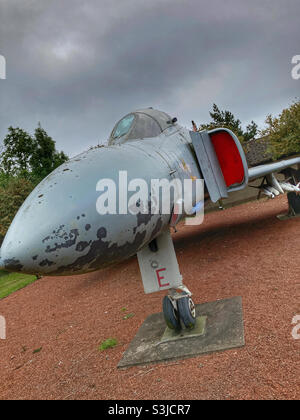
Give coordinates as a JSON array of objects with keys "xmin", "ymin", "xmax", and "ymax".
[{"xmin": 108, "ymin": 108, "xmax": 174, "ymax": 145}]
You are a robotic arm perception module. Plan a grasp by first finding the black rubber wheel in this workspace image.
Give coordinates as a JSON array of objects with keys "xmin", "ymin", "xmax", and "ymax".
[
  {"xmin": 162, "ymin": 296, "xmax": 181, "ymax": 331},
  {"xmin": 177, "ymin": 294, "xmax": 196, "ymax": 329}
]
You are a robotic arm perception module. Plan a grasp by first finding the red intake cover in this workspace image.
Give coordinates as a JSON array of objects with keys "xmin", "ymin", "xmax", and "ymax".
[{"xmin": 210, "ymin": 130, "xmax": 245, "ymax": 187}]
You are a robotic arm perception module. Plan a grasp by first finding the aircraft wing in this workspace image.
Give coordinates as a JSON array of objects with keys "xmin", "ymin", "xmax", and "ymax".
[
  {"xmin": 203, "ymin": 153, "xmax": 300, "ymax": 214},
  {"xmin": 248, "ymin": 156, "xmax": 300, "ymax": 181}
]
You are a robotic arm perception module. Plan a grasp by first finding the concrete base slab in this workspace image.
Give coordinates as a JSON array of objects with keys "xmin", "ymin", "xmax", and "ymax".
[{"xmin": 118, "ymin": 296, "xmax": 245, "ymax": 369}]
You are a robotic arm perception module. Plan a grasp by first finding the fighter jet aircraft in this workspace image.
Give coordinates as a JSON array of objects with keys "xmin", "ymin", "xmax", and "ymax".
[{"xmin": 1, "ymin": 108, "xmax": 300, "ymax": 331}]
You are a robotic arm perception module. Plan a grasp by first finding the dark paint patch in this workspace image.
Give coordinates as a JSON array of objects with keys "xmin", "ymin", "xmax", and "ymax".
[
  {"xmin": 45, "ymin": 229, "xmax": 79, "ymax": 253},
  {"xmin": 85, "ymin": 224, "xmax": 91, "ymax": 231},
  {"xmin": 54, "ymin": 227, "xmax": 147, "ymax": 275},
  {"xmin": 76, "ymin": 241, "xmax": 91, "ymax": 252},
  {"xmin": 43, "ymin": 225, "xmax": 66, "ymax": 244},
  {"xmin": 136, "ymin": 211, "xmax": 153, "ymax": 227},
  {"xmin": 3, "ymin": 258, "xmax": 23, "ymax": 271},
  {"xmin": 39, "ymin": 259, "xmax": 55, "ymax": 267},
  {"xmin": 32, "ymin": 255, "xmax": 38, "ymax": 261},
  {"xmin": 133, "ymin": 201, "xmax": 153, "ymax": 234}
]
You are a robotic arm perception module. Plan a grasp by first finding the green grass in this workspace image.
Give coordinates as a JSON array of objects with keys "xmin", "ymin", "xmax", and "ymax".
[
  {"xmin": 0, "ymin": 269, "xmax": 37, "ymax": 299},
  {"xmin": 98, "ymin": 338, "xmax": 118, "ymax": 351}
]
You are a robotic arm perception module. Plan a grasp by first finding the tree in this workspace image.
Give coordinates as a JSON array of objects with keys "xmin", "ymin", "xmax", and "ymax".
[
  {"xmin": 261, "ymin": 100, "xmax": 300, "ymax": 160},
  {"xmin": 0, "ymin": 174, "xmax": 35, "ymax": 239},
  {"xmin": 0, "ymin": 124, "xmax": 68, "ymax": 181},
  {"xmin": 245, "ymin": 120, "xmax": 259, "ymax": 142},
  {"xmin": 1, "ymin": 127, "xmax": 34, "ymax": 176},
  {"xmin": 198, "ymin": 104, "xmax": 258, "ymax": 143},
  {"xmin": 30, "ymin": 124, "xmax": 68, "ymax": 180},
  {"xmin": 0, "ymin": 125, "xmax": 69, "ymax": 240}
]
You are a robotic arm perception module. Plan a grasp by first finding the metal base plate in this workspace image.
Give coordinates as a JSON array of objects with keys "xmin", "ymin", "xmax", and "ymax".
[
  {"xmin": 159, "ymin": 316, "xmax": 207, "ymax": 344},
  {"xmin": 118, "ymin": 296, "xmax": 245, "ymax": 369},
  {"xmin": 277, "ymin": 212, "xmax": 300, "ymax": 221}
]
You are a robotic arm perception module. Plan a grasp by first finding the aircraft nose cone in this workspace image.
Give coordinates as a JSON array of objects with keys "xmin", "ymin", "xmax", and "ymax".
[{"xmin": 0, "ymin": 145, "xmax": 167, "ymax": 276}]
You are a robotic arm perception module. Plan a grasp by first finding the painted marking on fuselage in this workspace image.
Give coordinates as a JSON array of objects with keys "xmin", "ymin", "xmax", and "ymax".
[{"xmin": 156, "ymin": 268, "xmax": 169, "ymax": 288}]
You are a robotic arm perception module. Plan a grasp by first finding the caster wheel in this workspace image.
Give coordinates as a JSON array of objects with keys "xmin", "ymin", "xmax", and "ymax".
[
  {"xmin": 177, "ymin": 293, "xmax": 196, "ymax": 329},
  {"xmin": 162, "ymin": 296, "xmax": 181, "ymax": 331}
]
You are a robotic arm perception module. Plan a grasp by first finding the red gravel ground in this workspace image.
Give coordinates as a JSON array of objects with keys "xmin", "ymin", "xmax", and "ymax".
[{"xmin": 0, "ymin": 196, "xmax": 299, "ymax": 400}]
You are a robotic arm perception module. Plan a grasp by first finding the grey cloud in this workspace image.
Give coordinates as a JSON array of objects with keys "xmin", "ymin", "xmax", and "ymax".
[{"xmin": 0, "ymin": 0, "xmax": 299, "ymax": 156}]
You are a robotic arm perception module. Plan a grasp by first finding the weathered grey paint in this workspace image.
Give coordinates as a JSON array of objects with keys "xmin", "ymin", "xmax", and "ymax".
[{"xmin": 0, "ymin": 111, "xmax": 201, "ymax": 276}]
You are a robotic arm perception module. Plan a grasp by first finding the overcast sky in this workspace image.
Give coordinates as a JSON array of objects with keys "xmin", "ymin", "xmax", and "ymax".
[{"xmin": 0, "ymin": 0, "xmax": 299, "ymax": 157}]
